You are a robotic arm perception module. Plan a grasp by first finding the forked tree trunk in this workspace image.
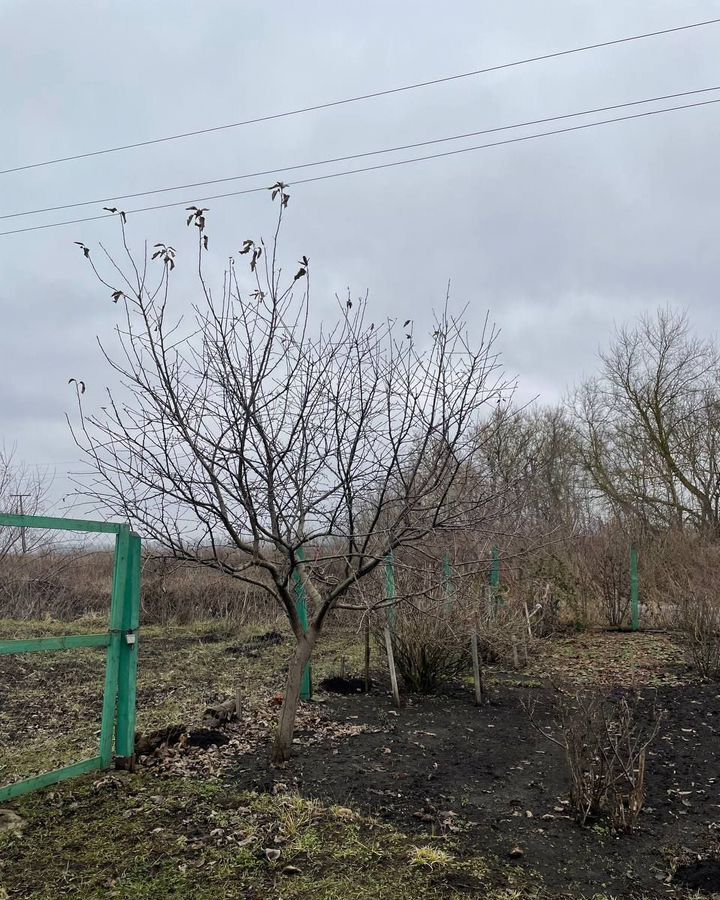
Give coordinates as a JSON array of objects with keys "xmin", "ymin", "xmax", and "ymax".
[{"xmin": 272, "ymin": 629, "xmax": 317, "ymax": 764}]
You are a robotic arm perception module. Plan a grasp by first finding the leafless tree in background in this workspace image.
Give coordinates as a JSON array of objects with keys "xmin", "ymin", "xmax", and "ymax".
[
  {"xmin": 571, "ymin": 308, "xmax": 720, "ymax": 532},
  {"xmin": 0, "ymin": 447, "xmax": 49, "ymax": 561},
  {"xmin": 476, "ymin": 404, "xmax": 591, "ymax": 535},
  {"xmin": 70, "ymin": 193, "xmax": 517, "ymax": 762}
]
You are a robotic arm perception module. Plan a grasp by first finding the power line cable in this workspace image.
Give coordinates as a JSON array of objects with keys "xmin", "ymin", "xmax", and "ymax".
[
  {"xmin": 4, "ymin": 84, "xmax": 719, "ymax": 221},
  {"xmin": 1, "ymin": 95, "xmax": 717, "ymax": 238},
  {"xmin": 2, "ymin": 16, "xmax": 719, "ymax": 176}
]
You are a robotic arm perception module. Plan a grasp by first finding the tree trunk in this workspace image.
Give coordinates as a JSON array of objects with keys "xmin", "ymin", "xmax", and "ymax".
[{"xmin": 272, "ymin": 629, "xmax": 317, "ymax": 764}]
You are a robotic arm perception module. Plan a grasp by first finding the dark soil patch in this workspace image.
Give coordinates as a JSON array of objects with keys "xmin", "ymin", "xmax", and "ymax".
[
  {"xmin": 136, "ymin": 724, "xmax": 229, "ymax": 755},
  {"xmin": 230, "ymin": 680, "xmax": 720, "ymax": 898},
  {"xmin": 186, "ymin": 727, "xmax": 230, "ymax": 749},
  {"xmin": 319, "ymin": 675, "xmax": 367, "ymax": 694},
  {"xmin": 224, "ymin": 629, "xmax": 285, "ymax": 656},
  {"xmin": 674, "ymin": 860, "xmax": 720, "ymax": 893}
]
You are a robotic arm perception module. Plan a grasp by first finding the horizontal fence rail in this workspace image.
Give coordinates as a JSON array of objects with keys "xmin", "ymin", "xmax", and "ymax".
[
  {"xmin": 0, "ymin": 513, "xmax": 126, "ymax": 534},
  {"xmin": 0, "ymin": 634, "xmax": 110, "ymax": 655}
]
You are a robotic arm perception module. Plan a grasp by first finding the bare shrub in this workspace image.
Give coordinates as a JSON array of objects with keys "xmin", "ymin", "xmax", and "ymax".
[
  {"xmin": 579, "ymin": 528, "xmax": 633, "ymax": 628},
  {"xmin": 649, "ymin": 534, "xmax": 720, "ymax": 677},
  {"xmin": 376, "ymin": 554, "xmax": 533, "ymax": 693},
  {"xmin": 474, "ymin": 600, "xmax": 529, "ymax": 665},
  {"xmin": 529, "ymin": 686, "xmax": 661, "ymax": 830},
  {"xmin": 0, "ymin": 547, "xmax": 281, "ymax": 625},
  {"xmin": 682, "ymin": 594, "xmax": 720, "ymax": 678},
  {"xmin": 385, "ymin": 603, "xmax": 470, "ymax": 693},
  {"xmin": 373, "ymin": 559, "xmax": 472, "ymax": 693},
  {"xmin": 510, "ymin": 549, "xmax": 590, "ymax": 634},
  {"xmin": 669, "ymin": 540, "xmax": 720, "ymax": 678}
]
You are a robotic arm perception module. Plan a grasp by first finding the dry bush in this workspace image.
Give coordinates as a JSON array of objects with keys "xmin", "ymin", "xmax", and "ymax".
[
  {"xmin": 376, "ymin": 555, "xmax": 533, "ymax": 693},
  {"xmin": 0, "ymin": 548, "xmax": 279, "ymax": 626},
  {"xmin": 384, "ymin": 602, "xmax": 470, "ymax": 693},
  {"xmin": 508, "ymin": 548, "xmax": 591, "ymax": 634},
  {"xmin": 578, "ymin": 528, "xmax": 634, "ymax": 628},
  {"xmin": 660, "ymin": 537, "xmax": 720, "ymax": 678},
  {"xmin": 682, "ymin": 595, "xmax": 720, "ymax": 678},
  {"xmin": 0, "ymin": 550, "xmax": 112, "ymax": 619},
  {"xmin": 371, "ymin": 558, "xmax": 469, "ymax": 692},
  {"xmin": 530, "ymin": 685, "xmax": 661, "ymax": 830},
  {"xmin": 140, "ymin": 558, "xmax": 278, "ymax": 625},
  {"xmin": 474, "ymin": 599, "xmax": 530, "ymax": 665}
]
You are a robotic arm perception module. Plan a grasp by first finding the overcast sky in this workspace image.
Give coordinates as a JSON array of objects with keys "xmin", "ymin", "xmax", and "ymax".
[{"xmin": 1, "ymin": 0, "xmax": 720, "ymax": 513}]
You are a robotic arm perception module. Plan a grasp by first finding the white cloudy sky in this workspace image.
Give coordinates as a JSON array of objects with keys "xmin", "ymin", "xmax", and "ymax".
[{"xmin": 1, "ymin": 0, "xmax": 720, "ymax": 512}]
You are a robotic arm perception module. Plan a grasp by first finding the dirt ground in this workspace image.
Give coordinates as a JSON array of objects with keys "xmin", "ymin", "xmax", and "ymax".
[
  {"xmin": 2, "ymin": 623, "xmax": 720, "ymax": 898},
  {"xmin": 238, "ymin": 678, "xmax": 720, "ymax": 898}
]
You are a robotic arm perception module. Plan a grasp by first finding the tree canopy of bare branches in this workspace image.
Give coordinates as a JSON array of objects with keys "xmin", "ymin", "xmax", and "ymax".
[
  {"xmin": 71, "ymin": 194, "xmax": 516, "ymax": 761},
  {"xmin": 571, "ymin": 308, "xmax": 720, "ymax": 533}
]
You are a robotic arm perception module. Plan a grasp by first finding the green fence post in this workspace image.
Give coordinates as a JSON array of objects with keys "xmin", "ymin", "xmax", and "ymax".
[
  {"xmin": 116, "ymin": 533, "xmax": 141, "ymax": 765},
  {"xmin": 491, "ymin": 546, "xmax": 501, "ymax": 606},
  {"xmin": 293, "ymin": 549, "xmax": 312, "ymax": 701},
  {"xmin": 443, "ymin": 552, "xmax": 455, "ymax": 612},
  {"xmin": 99, "ymin": 526, "xmax": 130, "ymax": 768},
  {"xmin": 385, "ymin": 553, "xmax": 397, "ymax": 629},
  {"xmin": 630, "ymin": 546, "xmax": 640, "ymax": 631}
]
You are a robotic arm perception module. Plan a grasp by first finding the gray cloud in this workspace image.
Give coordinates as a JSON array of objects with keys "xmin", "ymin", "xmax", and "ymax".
[{"xmin": 2, "ymin": 0, "xmax": 720, "ymax": 511}]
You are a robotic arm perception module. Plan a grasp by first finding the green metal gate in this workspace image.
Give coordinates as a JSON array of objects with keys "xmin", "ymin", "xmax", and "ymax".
[{"xmin": 0, "ymin": 514, "xmax": 141, "ymax": 801}]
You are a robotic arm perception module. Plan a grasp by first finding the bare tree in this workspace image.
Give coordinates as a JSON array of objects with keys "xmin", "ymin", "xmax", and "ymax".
[
  {"xmin": 0, "ymin": 447, "xmax": 49, "ymax": 561},
  {"xmin": 70, "ymin": 193, "xmax": 515, "ymax": 763},
  {"xmin": 475, "ymin": 404, "xmax": 590, "ymax": 534},
  {"xmin": 571, "ymin": 308, "xmax": 720, "ymax": 532}
]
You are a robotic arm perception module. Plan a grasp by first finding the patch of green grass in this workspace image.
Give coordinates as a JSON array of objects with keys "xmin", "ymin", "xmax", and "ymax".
[
  {"xmin": 0, "ymin": 775, "xmax": 526, "ymax": 899},
  {"xmin": 0, "ymin": 620, "xmax": 364, "ymax": 784}
]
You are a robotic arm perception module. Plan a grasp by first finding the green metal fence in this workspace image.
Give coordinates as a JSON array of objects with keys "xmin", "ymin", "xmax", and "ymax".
[{"xmin": 0, "ymin": 514, "xmax": 141, "ymax": 802}]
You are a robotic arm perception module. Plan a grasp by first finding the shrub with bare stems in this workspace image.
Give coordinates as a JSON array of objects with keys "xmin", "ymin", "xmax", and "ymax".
[
  {"xmin": 375, "ymin": 556, "xmax": 532, "ymax": 694},
  {"xmin": 528, "ymin": 685, "xmax": 661, "ymax": 830}
]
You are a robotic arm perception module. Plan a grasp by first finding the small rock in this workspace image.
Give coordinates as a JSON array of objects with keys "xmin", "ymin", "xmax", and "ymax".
[
  {"xmin": 508, "ymin": 845, "xmax": 524, "ymax": 859},
  {"xmin": 0, "ymin": 810, "xmax": 24, "ymax": 833}
]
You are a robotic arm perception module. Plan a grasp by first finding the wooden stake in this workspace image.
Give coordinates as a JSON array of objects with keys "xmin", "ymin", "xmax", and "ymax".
[
  {"xmin": 364, "ymin": 616, "xmax": 371, "ymax": 692},
  {"xmin": 485, "ymin": 585, "xmax": 494, "ymax": 620},
  {"xmin": 235, "ymin": 683, "xmax": 242, "ymax": 718},
  {"xmin": 384, "ymin": 625, "xmax": 400, "ymax": 708},
  {"xmin": 511, "ymin": 634, "xmax": 519, "ymax": 670},
  {"xmin": 340, "ymin": 656, "xmax": 346, "ymax": 679},
  {"xmin": 471, "ymin": 631, "xmax": 484, "ymax": 705},
  {"xmin": 523, "ymin": 601, "xmax": 533, "ymax": 639},
  {"xmin": 522, "ymin": 633, "xmax": 529, "ymax": 667}
]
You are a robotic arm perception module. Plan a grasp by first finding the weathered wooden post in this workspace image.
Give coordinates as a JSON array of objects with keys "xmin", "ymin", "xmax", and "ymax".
[{"xmin": 630, "ymin": 546, "xmax": 640, "ymax": 632}]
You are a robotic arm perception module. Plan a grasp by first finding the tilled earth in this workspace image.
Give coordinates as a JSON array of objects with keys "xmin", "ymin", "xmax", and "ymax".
[
  {"xmin": 226, "ymin": 678, "xmax": 720, "ymax": 898},
  {"xmin": 4, "ymin": 625, "xmax": 720, "ymax": 897}
]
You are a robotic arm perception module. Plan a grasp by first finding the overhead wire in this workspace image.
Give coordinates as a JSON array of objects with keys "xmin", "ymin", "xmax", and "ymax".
[
  {"xmin": 1, "ymin": 95, "xmax": 718, "ymax": 238},
  {"xmin": 2, "ymin": 16, "xmax": 719, "ymax": 176},
  {"xmin": 3, "ymin": 84, "xmax": 719, "ymax": 222}
]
